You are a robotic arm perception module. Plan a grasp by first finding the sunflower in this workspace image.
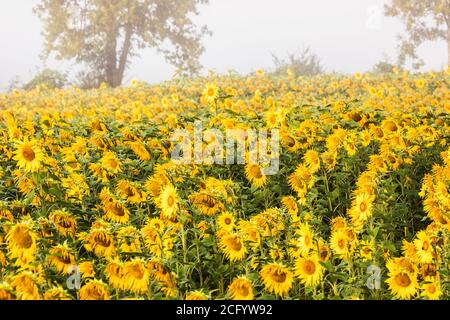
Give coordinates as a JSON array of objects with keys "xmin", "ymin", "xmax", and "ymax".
[
  {"xmin": 145, "ymin": 173, "xmax": 170, "ymax": 198},
  {"xmin": 260, "ymin": 263, "xmax": 294, "ymax": 297},
  {"xmin": 202, "ymin": 83, "xmax": 219, "ymax": 105},
  {"xmin": 413, "ymin": 231, "xmax": 434, "ymax": 263},
  {"xmin": 296, "ymin": 223, "xmax": 314, "ymax": 256},
  {"xmin": 0, "ymin": 283, "xmax": 16, "ymax": 300},
  {"xmin": 420, "ymin": 281, "xmax": 441, "ymax": 300},
  {"xmin": 157, "ymin": 184, "xmax": 179, "ymax": 220},
  {"xmin": 116, "ymin": 180, "xmax": 147, "ymax": 204},
  {"xmin": 303, "ymin": 150, "xmax": 321, "ymax": 173},
  {"xmin": 186, "ymin": 290, "xmax": 209, "ymax": 300},
  {"xmin": 102, "ymin": 198, "xmax": 130, "ymax": 224},
  {"xmin": 295, "ymin": 254, "xmax": 324, "ymax": 287},
  {"xmin": 79, "ymin": 261, "xmax": 96, "ymax": 279},
  {"xmin": 330, "ymin": 229, "xmax": 354, "ymax": 260},
  {"xmin": 227, "ymin": 276, "xmax": 254, "ymax": 300},
  {"xmin": 348, "ymin": 193, "xmax": 375, "ymax": 228},
  {"xmin": 189, "ymin": 193, "xmax": 225, "ymax": 216},
  {"xmin": 359, "ymin": 240, "xmax": 375, "ymax": 261},
  {"xmin": 281, "ymin": 132, "xmax": 300, "ymax": 153},
  {"xmin": 105, "ymin": 260, "xmax": 125, "ymax": 290},
  {"xmin": 281, "ymin": 196, "xmax": 299, "ymax": 217},
  {"xmin": 117, "ymin": 226, "xmax": 141, "ymax": 253},
  {"xmin": 245, "ymin": 163, "xmax": 267, "ymax": 188},
  {"xmin": 43, "ymin": 287, "xmax": 72, "ymax": 300},
  {"xmin": 6, "ymin": 220, "xmax": 38, "ymax": 266},
  {"xmin": 217, "ymin": 212, "xmax": 236, "ymax": 232},
  {"xmin": 219, "ymin": 232, "xmax": 247, "ymax": 262},
  {"xmin": 80, "ymin": 227, "xmax": 116, "ymax": 258},
  {"xmin": 100, "ymin": 151, "xmax": 122, "ymax": 174},
  {"xmin": 386, "ymin": 272, "xmax": 418, "ymax": 300},
  {"xmin": 79, "ymin": 280, "xmax": 110, "ymax": 300},
  {"xmin": 127, "ymin": 140, "xmax": 151, "ymax": 161},
  {"xmin": 9, "ymin": 271, "xmax": 41, "ymax": 300},
  {"xmin": 123, "ymin": 259, "xmax": 150, "ymax": 294},
  {"xmin": 238, "ymin": 220, "xmax": 261, "ymax": 248},
  {"xmin": 13, "ymin": 138, "xmax": 45, "ymax": 173},
  {"xmin": 49, "ymin": 210, "xmax": 77, "ymax": 237},
  {"xmin": 46, "ymin": 244, "xmax": 76, "ymax": 274}
]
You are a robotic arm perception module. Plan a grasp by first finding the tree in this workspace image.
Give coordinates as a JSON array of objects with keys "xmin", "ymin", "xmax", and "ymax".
[
  {"xmin": 385, "ymin": 0, "xmax": 450, "ymax": 69},
  {"xmin": 23, "ymin": 69, "xmax": 67, "ymax": 90},
  {"xmin": 271, "ymin": 47, "xmax": 324, "ymax": 77},
  {"xmin": 371, "ymin": 54, "xmax": 399, "ymax": 75},
  {"xmin": 35, "ymin": 0, "xmax": 210, "ymax": 88}
]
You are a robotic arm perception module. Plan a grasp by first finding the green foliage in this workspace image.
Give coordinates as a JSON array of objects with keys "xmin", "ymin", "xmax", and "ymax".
[
  {"xmin": 384, "ymin": 0, "xmax": 450, "ymax": 69},
  {"xmin": 34, "ymin": 0, "xmax": 210, "ymax": 88},
  {"xmin": 22, "ymin": 69, "xmax": 67, "ymax": 91},
  {"xmin": 271, "ymin": 47, "xmax": 324, "ymax": 77}
]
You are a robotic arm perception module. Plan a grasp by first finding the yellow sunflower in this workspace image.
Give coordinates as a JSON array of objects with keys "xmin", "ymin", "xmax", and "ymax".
[
  {"xmin": 217, "ymin": 211, "xmax": 236, "ymax": 232},
  {"xmin": 260, "ymin": 263, "xmax": 294, "ymax": 297},
  {"xmin": 79, "ymin": 280, "xmax": 110, "ymax": 300},
  {"xmin": 386, "ymin": 272, "xmax": 418, "ymax": 300},
  {"xmin": 420, "ymin": 281, "xmax": 441, "ymax": 300},
  {"xmin": 202, "ymin": 83, "xmax": 219, "ymax": 105},
  {"xmin": 13, "ymin": 138, "xmax": 44, "ymax": 173},
  {"xmin": 6, "ymin": 220, "xmax": 38, "ymax": 266},
  {"xmin": 123, "ymin": 259, "xmax": 150, "ymax": 294},
  {"xmin": 245, "ymin": 163, "xmax": 268, "ymax": 188},
  {"xmin": 295, "ymin": 254, "xmax": 324, "ymax": 287},
  {"xmin": 46, "ymin": 244, "xmax": 76, "ymax": 274},
  {"xmin": 227, "ymin": 276, "xmax": 254, "ymax": 300},
  {"xmin": 157, "ymin": 184, "xmax": 179, "ymax": 220},
  {"xmin": 219, "ymin": 232, "xmax": 247, "ymax": 262},
  {"xmin": 186, "ymin": 290, "xmax": 209, "ymax": 300}
]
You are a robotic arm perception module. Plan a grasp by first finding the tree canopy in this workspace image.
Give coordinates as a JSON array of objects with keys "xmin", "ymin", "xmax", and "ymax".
[
  {"xmin": 385, "ymin": 0, "xmax": 450, "ymax": 69},
  {"xmin": 35, "ymin": 0, "xmax": 210, "ymax": 87}
]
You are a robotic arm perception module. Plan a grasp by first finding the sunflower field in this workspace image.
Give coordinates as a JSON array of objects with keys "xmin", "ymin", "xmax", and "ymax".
[{"xmin": 0, "ymin": 69, "xmax": 449, "ymax": 300}]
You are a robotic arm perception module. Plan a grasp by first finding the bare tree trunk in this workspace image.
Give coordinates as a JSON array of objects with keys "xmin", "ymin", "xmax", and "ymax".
[
  {"xmin": 448, "ymin": 25, "xmax": 450, "ymax": 67},
  {"xmin": 105, "ymin": 29, "xmax": 118, "ymax": 87},
  {"xmin": 117, "ymin": 25, "xmax": 133, "ymax": 87}
]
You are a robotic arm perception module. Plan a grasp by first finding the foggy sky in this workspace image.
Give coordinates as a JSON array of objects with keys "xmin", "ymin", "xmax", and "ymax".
[{"xmin": 0, "ymin": 0, "xmax": 447, "ymax": 90}]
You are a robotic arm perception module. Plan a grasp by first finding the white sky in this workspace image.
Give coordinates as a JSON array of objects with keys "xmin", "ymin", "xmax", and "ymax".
[{"xmin": 0, "ymin": 0, "xmax": 447, "ymax": 89}]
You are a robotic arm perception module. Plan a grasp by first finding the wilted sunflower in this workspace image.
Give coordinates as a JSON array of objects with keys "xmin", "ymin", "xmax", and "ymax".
[
  {"xmin": 260, "ymin": 263, "xmax": 294, "ymax": 297},
  {"xmin": 43, "ymin": 287, "xmax": 72, "ymax": 300},
  {"xmin": 281, "ymin": 196, "xmax": 299, "ymax": 217},
  {"xmin": 80, "ymin": 227, "xmax": 116, "ymax": 258},
  {"xmin": 46, "ymin": 244, "xmax": 76, "ymax": 274},
  {"xmin": 122, "ymin": 259, "xmax": 150, "ymax": 294},
  {"xmin": 8, "ymin": 271, "xmax": 41, "ymax": 300},
  {"xmin": 6, "ymin": 220, "xmax": 38, "ymax": 266},
  {"xmin": 219, "ymin": 232, "xmax": 247, "ymax": 262},
  {"xmin": 185, "ymin": 290, "xmax": 209, "ymax": 300},
  {"xmin": 0, "ymin": 283, "xmax": 16, "ymax": 300},
  {"xmin": 79, "ymin": 280, "xmax": 110, "ymax": 300},
  {"xmin": 303, "ymin": 150, "xmax": 321, "ymax": 173},
  {"xmin": 13, "ymin": 138, "xmax": 44, "ymax": 173},
  {"xmin": 49, "ymin": 210, "xmax": 77, "ymax": 237},
  {"xmin": 227, "ymin": 276, "xmax": 254, "ymax": 300}
]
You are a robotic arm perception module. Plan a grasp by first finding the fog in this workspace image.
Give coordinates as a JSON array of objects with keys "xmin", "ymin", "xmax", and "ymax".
[{"xmin": 0, "ymin": 0, "xmax": 447, "ymax": 90}]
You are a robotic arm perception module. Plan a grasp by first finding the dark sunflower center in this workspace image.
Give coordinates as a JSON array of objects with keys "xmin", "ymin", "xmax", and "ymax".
[{"xmin": 22, "ymin": 146, "xmax": 36, "ymax": 162}]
